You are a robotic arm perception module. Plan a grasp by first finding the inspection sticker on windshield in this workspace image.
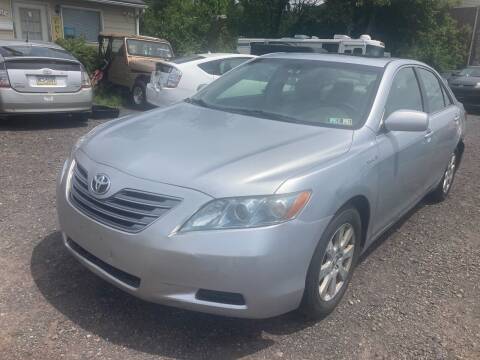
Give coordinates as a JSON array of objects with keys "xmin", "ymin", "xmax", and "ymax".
[{"xmin": 328, "ymin": 117, "xmax": 353, "ymax": 126}]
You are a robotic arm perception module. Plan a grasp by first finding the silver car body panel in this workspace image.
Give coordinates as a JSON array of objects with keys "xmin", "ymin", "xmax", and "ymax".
[
  {"xmin": 0, "ymin": 87, "xmax": 92, "ymax": 113},
  {"xmin": 5, "ymin": 57, "xmax": 82, "ymax": 93},
  {"xmin": 57, "ymin": 53, "xmax": 465, "ymax": 318},
  {"xmin": 0, "ymin": 40, "xmax": 92, "ymax": 113}
]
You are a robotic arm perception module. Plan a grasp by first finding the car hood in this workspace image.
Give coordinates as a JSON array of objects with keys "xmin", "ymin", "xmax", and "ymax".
[{"xmin": 81, "ymin": 103, "xmax": 354, "ymax": 197}]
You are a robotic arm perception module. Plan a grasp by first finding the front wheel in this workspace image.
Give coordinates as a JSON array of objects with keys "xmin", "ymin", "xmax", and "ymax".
[{"xmin": 299, "ymin": 207, "xmax": 361, "ymax": 319}]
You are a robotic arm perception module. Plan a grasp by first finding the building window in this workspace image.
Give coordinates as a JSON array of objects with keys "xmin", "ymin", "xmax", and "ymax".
[{"xmin": 62, "ymin": 7, "xmax": 101, "ymax": 42}]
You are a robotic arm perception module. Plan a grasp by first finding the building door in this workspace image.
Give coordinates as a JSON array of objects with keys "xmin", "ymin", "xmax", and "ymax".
[{"xmin": 13, "ymin": 2, "xmax": 49, "ymax": 41}]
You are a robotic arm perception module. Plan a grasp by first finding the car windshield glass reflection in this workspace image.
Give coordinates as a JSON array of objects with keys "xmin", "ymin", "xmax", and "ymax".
[
  {"xmin": 191, "ymin": 58, "xmax": 381, "ymax": 129},
  {"xmin": 126, "ymin": 40, "xmax": 173, "ymax": 59},
  {"xmin": 458, "ymin": 67, "xmax": 480, "ymax": 77},
  {"xmin": 0, "ymin": 46, "xmax": 76, "ymax": 60}
]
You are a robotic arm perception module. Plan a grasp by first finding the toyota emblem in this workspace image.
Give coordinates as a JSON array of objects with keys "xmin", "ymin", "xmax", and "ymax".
[{"xmin": 91, "ymin": 174, "xmax": 111, "ymax": 195}]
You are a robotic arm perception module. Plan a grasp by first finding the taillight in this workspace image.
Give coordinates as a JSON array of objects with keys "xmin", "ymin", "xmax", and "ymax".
[
  {"xmin": 81, "ymin": 65, "xmax": 91, "ymax": 88},
  {"xmin": 165, "ymin": 67, "xmax": 182, "ymax": 88},
  {"xmin": 0, "ymin": 62, "xmax": 10, "ymax": 88}
]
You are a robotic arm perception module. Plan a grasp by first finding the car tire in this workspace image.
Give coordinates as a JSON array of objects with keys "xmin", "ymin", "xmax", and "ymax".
[
  {"xmin": 428, "ymin": 152, "xmax": 457, "ymax": 203},
  {"xmin": 299, "ymin": 206, "xmax": 362, "ymax": 319},
  {"xmin": 131, "ymin": 81, "xmax": 147, "ymax": 109}
]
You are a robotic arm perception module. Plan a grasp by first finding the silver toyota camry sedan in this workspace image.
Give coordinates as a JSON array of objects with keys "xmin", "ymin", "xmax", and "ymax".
[{"xmin": 57, "ymin": 53, "xmax": 465, "ymax": 319}]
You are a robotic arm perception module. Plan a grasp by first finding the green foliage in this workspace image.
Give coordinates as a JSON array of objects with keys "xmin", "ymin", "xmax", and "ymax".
[
  {"xmin": 142, "ymin": 0, "xmax": 235, "ymax": 55},
  {"xmin": 55, "ymin": 37, "xmax": 101, "ymax": 74},
  {"xmin": 141, "ymin": 0, "xmax": 468, "ymax": 71},
  {"xmin": 93, "ymin": 83, "xmax": 124, "ymax": 108}
]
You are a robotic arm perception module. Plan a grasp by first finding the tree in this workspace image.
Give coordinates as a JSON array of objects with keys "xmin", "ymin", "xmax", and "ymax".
[
  {"xmin": 141, "ymin": 0, "xmax": 469, "ymax": 71},
  {"xmin": 142, "ymin": 0, "xmax": 235, "ymax": 55},
  {"xmin": 310, "ymin": 0, "xmax": 469, "ymax": 71}
]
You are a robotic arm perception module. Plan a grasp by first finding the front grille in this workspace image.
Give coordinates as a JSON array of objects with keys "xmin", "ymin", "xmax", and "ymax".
[
  {"xmin": 69, "ymin": 162, "xmax": 181, "ymax": 233},
  {"xmin": 67, "ymin": 238, "xmax": 141, "ymax": 288}
]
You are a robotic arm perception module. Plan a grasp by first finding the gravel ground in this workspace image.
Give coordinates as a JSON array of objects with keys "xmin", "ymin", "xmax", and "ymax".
[{"xmin": 0, "ymin": 112, "xmax": 479, "ymax": 360}]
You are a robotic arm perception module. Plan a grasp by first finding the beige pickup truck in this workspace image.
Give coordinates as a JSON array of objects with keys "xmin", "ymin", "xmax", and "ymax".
[{"xmin": 98, "ymin": 32, "xmax": 174, "ymax": 107}]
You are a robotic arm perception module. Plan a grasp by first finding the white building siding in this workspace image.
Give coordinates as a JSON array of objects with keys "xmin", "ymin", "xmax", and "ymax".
[{"xmin": 0, "ymin": 0, "xmax": 139, "ymax": 42}]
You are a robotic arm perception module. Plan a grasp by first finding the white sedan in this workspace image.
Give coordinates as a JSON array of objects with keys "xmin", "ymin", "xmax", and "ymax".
[{"xmin": 146, "ymin": 53, "xmax": 255, "ymax": 107}]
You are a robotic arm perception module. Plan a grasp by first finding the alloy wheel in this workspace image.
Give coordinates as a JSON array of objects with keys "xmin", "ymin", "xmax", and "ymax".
[
  {"xmin": 318, "ymin": 223, "xmax": 355, "ymax": 301},
  {"xmin": 442, "ymin": 153, "xmax": 456, "ymax": 194}
]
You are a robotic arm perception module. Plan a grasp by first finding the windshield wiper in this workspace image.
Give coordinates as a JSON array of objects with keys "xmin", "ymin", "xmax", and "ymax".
[
  {"xmin": 223, "ymin": 107, "xmax": 301, "ymax": 123},
  {"xmin": 185, "ymin": 100, "xmax": 303, "ymax": 124},
  {"xmin": 185, "ymin": 97, "xmax": 217, "ymax": 110}
]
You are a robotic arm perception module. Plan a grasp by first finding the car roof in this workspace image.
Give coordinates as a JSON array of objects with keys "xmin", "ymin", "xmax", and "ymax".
[
  {"xmin": 0, "ymin": 40, "xmax": 64, "ymax": 50},
  {"xmin": 197, "ymin": 53, "xmax": 255, "ymax": 59},
  {"xmin": 99, "ymin": 32, "xmax": 170, "ymax": 43},
  {"xmin": 260, "ymin": 52, "xmax": 425, "ymax": 68}
]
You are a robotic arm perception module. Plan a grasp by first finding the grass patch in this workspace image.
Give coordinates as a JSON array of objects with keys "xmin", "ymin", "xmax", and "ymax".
[{"xmin": 93, "ymin": 83, "xmax": 125, "ymax": 108}]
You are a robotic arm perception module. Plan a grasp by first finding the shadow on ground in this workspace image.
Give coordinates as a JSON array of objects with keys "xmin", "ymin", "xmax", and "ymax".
[
  {"xmin": 0, "ymin": 114, "xmax": 89, "ymax": 131},
  {"xmin": 31, "ymin": 232, "xmax": 315, "ymax": 359}
]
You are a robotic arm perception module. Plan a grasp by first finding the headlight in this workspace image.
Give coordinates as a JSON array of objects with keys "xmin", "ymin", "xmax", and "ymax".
[{"xmin": 179, "ymin": 191, "xmax": 311, "ymax": 232}]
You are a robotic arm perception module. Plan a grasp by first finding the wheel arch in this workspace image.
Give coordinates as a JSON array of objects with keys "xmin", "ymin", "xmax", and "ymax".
[
  {"xmin": 336, "ymin": 195, "xmax": 371, "ymax": 249},
  {"xmin": 132, "ymin": 74, "xmax": 150, "ymax": 90}
]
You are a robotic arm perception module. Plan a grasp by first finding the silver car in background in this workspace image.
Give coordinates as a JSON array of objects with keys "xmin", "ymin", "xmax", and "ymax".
[
  {"xmin": 0, "ymin": 40, "xmax": 92, "ymax": 118},
  {"xmin": 57, "ymin": 53, "xmax": 465, "ymax": 319}
]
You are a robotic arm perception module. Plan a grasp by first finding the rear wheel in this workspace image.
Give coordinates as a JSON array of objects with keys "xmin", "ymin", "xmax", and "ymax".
[
  {"xmin": 131, "ymin": 81, "xmax": 147, "ymax": 108},
  {"xmin": 428, "ymin": 152, "xmax": 457, "ymax": 203},
  {"xmin": 299, "ymin": 207, "xmax": 361, "ymax": 319}
]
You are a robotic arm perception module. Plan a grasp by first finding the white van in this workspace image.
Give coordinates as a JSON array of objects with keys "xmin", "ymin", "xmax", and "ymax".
[{"xmin": 237, "ymin": 34, "xmax": 385, "ymax": 57}]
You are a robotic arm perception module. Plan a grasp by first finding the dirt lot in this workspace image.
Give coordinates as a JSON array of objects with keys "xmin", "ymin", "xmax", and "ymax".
[{"xmin": 0, "ymin": 113, "xmax": 479, "ymax": 360}]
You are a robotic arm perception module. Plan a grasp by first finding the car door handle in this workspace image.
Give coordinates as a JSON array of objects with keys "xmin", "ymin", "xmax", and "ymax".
[{"xmin": 424, "ymin": 129, "xmax": 433, "ymax": 142}]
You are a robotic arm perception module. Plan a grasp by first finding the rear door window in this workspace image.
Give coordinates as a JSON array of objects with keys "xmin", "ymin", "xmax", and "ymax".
[
  {"xmin": 416, "ymin": 68, "xmax": 446, "ymax": 113},
  {"xmin": 385, "ymin": 67, "xmax": 423, "ymax": 118},
  {"xmin": 218, "ymin": 58, "xmax": 251, "ymax": 75},
  {"xmin": 197, "ymin": 59, "xmax": 221, "ymax": 75}
]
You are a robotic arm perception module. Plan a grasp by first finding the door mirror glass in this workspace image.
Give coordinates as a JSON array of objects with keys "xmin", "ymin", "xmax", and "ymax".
[{"xmin": 384, "ymin": 110, "xmax": 429, "ymax": 132}]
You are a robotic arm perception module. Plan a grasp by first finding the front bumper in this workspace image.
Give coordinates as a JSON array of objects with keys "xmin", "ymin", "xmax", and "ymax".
[
  {"xmin": 56, "ymin": 153, "xmax": 329, "ymax": 318},
  {"xmin": 0, "ymin": 87, "xmax": 92, "ymax": 114}
]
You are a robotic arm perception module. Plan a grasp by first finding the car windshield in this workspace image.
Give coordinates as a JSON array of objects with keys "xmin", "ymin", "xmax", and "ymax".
[
  {"xmin": 0, "ymin": 45, "xmax": 76, "ymax": 60},
  {"xmin": 126, "ymin": 39, "xmax": 173, "ymax": 59},
  {"xmin": 458, "ymin": 67, "xmax": 480, "ymax": 77},
  {"xmin": 190, "ymin": 58, "xmax": 381, "ymax": 129}
]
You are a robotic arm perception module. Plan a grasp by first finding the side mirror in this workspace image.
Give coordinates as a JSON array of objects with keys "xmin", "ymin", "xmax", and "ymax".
[
  {"xmin": 384, "ymin": 110, "xmax": 429, "ymax": 132},
  {"xmin": 197, "ymin": 83, "xmax": 207, "ymax": 91}
]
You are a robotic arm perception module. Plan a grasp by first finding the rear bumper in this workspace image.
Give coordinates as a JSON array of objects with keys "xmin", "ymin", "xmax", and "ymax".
[
  {"xmin": 146, "ymin": 83, "xmax": 189, "ymax": 108},
  {"xmin": 0, "ymin": 87, "xmax": 92, "ymax": 113}
]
